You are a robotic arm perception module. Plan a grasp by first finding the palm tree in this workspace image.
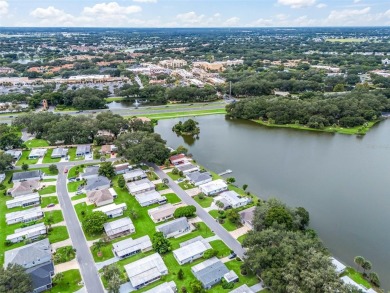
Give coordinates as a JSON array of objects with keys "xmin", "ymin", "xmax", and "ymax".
[
  {"xmin": 354, "ymin": 256, "xmax": 365, "ymax": 272},
  {"xmin": 361, "ymin": 260, "xmax": 372, "ymax": 275},
  {"xmin": 92, "ymin": 239, "xmax": 106, "ymax": 256},
  {"xmin": 162, "ymin": 178, "xmax": 169, "ymax": 187}
]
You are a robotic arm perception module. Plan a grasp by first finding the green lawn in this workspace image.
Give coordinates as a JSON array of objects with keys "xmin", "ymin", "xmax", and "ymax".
[
  {"xmin": 194, "ymin": 195, "xmax": 213, "ymax": 208},
  {"xmin": 147, "ymin": 171, "xmax": 159, "ymax": 181},
  {"xmin": 91, "ymin": 242, "xmax": 115, "ymax": 262},
  {"xmin": 42, "ymin": 178, "xmax": 57, "ymax": 182},
  {"xmin": 49, "ymin": 269, "xmax": 82, "ymax": 293},
  {"xmin": 105, "ymin": 97, "xmax": 125, "ymax": 102},
  {"xmin": 237, "ymin": 234, "xmax": 247, "ymax": 244},
  {"xmin": 209, "ymin": 240, "xmax": 232, "ymax": 258},
  {"xmin": 38, "ymin": 185, "xmax": 56, "ymax": 195},
  {"xmin": 178, "ymin": 181, "xmax": 195, "ymax": 190},
  {"xmin": 48, "ymin": 226, "xmax": 69, "ymax": 243},
  {"xmin": 71, "ymin": 193, "xmax": 86, "ymax": 201},
  {"xmin": 41, "ymin": 196, "xmax": 59, "ymax": 208},
  {"xmin": 341, "ymin": 267, "xmax": 372, "ymax": 289},
  {"xmin": 15, "ymin": 150, "xmax": 38, "ymax": 166},
  {"xmin": 155, "ymin": 183, "xmax": 169, "ymax": 191},
  {"xmin": 225, "ymin": 260, "xmax": 260, "ymax": 286},
  {"xmin": 164, "ymin": 193, "xmax": 182, "ymax": 204},
  {"xmin": 45, "ymin": 210, "xmax": 64, "ymax": 224},
  {"xmin": 138, "ymin": 108, "xmax": 227, "ymax": 120},
  {"xmin": 208, "ymin": 210, "xmax": 240, "ymax": 231},
  {"xmin": 67, "ymin": 165, "xmax": 82, "ymax": 179},
  {"xmin": 68, "ymin": 181, "xmax": 84, "ymax": 192},
  {"xmin": 68, "ymin": 147, "xmax": 84, "ymax": 161},
  {"xmin": 25, "ymin": 139, "xmax": 49, "ymax": 148},
  {"xmin": 167, "ymin": 172, "xmax": 183, "ymax": 181},
  {"xmin": 42, "ymin": 149, "xmax": 61, "ymax": 163}
]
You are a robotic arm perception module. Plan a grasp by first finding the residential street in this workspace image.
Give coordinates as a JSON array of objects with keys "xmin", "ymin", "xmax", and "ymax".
[
  {"xmin": 56, "ymin": 164, "xmax": 105, "ymax": 293},
  {"xmin": 150, "ymin": 163, "xmax": 246, "ymax": 259}
]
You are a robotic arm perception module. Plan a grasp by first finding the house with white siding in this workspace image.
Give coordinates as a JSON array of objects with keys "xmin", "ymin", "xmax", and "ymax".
[
  {"xmin": 6, "ymin": 207, "xmax": 44, "ymax": 225},
  {"xmin": 104, "ymin": 217, "xmax": 135, "ymax": 238},
  {"xmin": 126, "ymin": 179, "xmax": 155, "ymax": 195},
  {"xmin": 94, "ymin": 202, "xmax": 127, "ymax": 218},
  {"xmin": 113, "ymin": 235, "xmax": 152, "ymax": 259},
  {"xmin": 173, "ymin": 237, "xmax": 211, "ymax": 265},
  {"xmin": 135, "ymin": 190, "xmax": 167, "ymax": 207},
  {"xmin": 199, "ymin": 179, "xmax": 228, "ymax": 196},
  {"xmin": 6, "ymin": 193, "xmax": 40, "ymax": 209},
  {"xmin": 6, "ymin": 223, "xmax": 47, "ymax": 243}
]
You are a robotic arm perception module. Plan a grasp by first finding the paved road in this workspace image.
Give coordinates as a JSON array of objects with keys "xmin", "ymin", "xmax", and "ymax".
[
  {"xmin": 150, "ymin": 163, "xmax": 246, "ymax": 259},
  {"xmin": 56, "ymin": 164, "xmax": 105, "ymax": 293}
]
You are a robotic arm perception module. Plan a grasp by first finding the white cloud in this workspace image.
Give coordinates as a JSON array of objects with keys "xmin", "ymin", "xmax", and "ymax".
[
  {"xmin": 0, "ymin": 0, "xmax": 9, "ymax": 15},
  {"xmin": 277, "ymin": 0, "xmax": 316, "ymax": 8},
  {"xmin": 224, "ymin": 17, "xmax": 240, "ymax": 26},
  {"xmin": 252, "ymin": 14, "xmax": 316, "ymax": 26},
  {"xmin": 83, "ymin": 2, "xmax": 142, "ymax": 16},
  {"xmin": 176, "ymin": 11, "xmax": 205, "ymax": 24},
  {"xmin": 327, "ymin": 7, "xmax": 371, "ymax": 23},
  {"xmin": 354, "ymin": 0, "xmax": 362, "ymax": 3},
  {"xmin": 133, "ymin": 0, "xmax": 157, "ymax": 3},
  {"xmin": 316, "ymin": 3, "xmax": 327, "ymax": 9}
]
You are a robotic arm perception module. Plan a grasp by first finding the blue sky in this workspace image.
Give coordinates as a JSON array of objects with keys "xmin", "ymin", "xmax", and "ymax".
[{"xmin": 0, "ymin": 0, "xmax": 390, "ymax": 27}]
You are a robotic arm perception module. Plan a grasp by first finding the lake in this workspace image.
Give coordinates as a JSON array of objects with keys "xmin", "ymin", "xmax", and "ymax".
[{"xmin": 155, "ymin": 115, "xmax": 390, "ymax": 289}]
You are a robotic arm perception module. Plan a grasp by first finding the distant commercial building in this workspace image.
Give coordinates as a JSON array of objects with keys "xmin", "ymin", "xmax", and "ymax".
[{"xmin": 159, "ymin": 59, "xmax": 188, "ymax": 69}]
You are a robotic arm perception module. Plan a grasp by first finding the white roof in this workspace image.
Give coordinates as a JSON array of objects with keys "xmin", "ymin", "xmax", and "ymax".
[
  {"xmin": 104, "ymin": 217, "xmax": 134, "ymax": 233},
  {"xmin": 6, "ymin": 223, "xmax": 46, "ymax": 241},
  {"xmin": 123, "ymin": 169, "xmax": 146, "ymax": 180},
  {"xmin": 135, "ymin": 190, "xmax": 164, "ymax": 205},
  {"xmin": 127, "ymin": 179, "xmax": 154, "ymax": 194},
  {"xmin": 6, "ymin": 193, "xmax": 40, "ymax": 206},
  {"xmin": 124, "ymin": 253, "xmax": 168, "ymax": 287},
  {"xmin": 29, "ymin": 148, "xmax": 46, "ymax": 157},
  {"xmin": 331, "ymin": 257, "xmax": 346, "ymax": 274},
  {"xmin": 220, "ymin": 190, "xmax": 248, "ymax": 206},
  {"xmin": 113, "ymin": 235, "xmax": 152, "ymax": 258},
  {"xmin": 108, "ymin": 188, "xmax": 117, "ymax": 197},
  {"xmin": 5, "ymin": 207, "xmax": 43, "ymax": 222},
  {"xmin": 200, "ymin": 179, "xmax": 227, "ymax": 193},
  {"xmin": 341, "ymin": 276, "xmax": 374, "ymax": 293},
  {"xmin": 144, "ymin": 282, "xmax": 177, "ymax": 293},
  {"xmin": 148, "ymin": 204, "xmax": 178, "ymax": 220},
  {"xmin": 173, "ymin": 240, "xmax": 211, "ymax": 262},
  {"xmin": 94, "ymin": 202, "xmax": 127, "ymax": 214}
]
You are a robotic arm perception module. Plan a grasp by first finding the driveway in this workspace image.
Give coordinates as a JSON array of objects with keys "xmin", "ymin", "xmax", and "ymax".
[{"xmin": 150, "ymin": 163, "xmax": 246, "ymax": 259}]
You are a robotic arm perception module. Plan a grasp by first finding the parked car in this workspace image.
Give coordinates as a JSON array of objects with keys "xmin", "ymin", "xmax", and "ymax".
[
  {"xmin": 64, "ymin": 168, "xmax": 68, "ymax": 173},
  {"xmin": 46, "ymin": 203, "xmax": 56, "ymax": 208},
  {"xmin": 228, "ymin": 252, "xmax": 237, "ymax": 259},
  {"xmin": 76, "ymin": 191, "xmax": 83, "ymax": 195}
]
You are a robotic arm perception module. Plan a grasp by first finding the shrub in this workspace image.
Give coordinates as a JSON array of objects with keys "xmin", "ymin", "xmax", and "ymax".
[{"xmin": 174, "ymin": 205, "xmax": 196, "ymax": 218}]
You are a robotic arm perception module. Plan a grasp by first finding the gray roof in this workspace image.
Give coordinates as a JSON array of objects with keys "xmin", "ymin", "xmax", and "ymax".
[
  {"xmin": 12, "ymin": 170, "xmax": 42, "ymax": 181},
  {"xmin": 4, "ymin": 238, "xmax": 51, "ymax": 268},
  {"xmin": 173, "ymin": 239, "xmax": 211, "ymax": 262},
  {"xmin": 85, "ymin": 176, "xmax": 110, "ymax": 191},
  {"xmin": 144, "ymin": 282, "xmax": 177, "ymax": 293},
  {"xmin": 192, "ymin": 257, "xmax": 229, "ymax": 287},
  {"xmin": 113, "ymin": 235, "xmax": 152, "ymax": 258},
  {"xmin": 104, "ymin": 217, "xmax": 134, "ymax": 234},
  {"xmin": 176, "ymin": 163, "xmax": 198, "ymax": 172},
  {"xmin": 27, "ymin": 261, "xmax": 54, "ymax": 292},
  {"xmin": 52, "ymin": 147, "xmax": 68, "ymax": 157},
  {"xmin": 82, "ymin": 166, "xmax": 100, "ymax": 177},
  {"xmin": 76, "ymin": 144, "xmax": 91, "ymax": 154},
  {"xmin": 187, "ymin": 171, "xmax": 212, "ymax": 183},
  {"xmin": 239, "ymin": 206, "xmax": 256, "ymax": 225},
  {"xmin": 156, "ymin": 217, "xmax": 189, "ymax": 236},
  {"xmin": 229, "ymin": 284, "xmax": 255, "ymax": 293}
]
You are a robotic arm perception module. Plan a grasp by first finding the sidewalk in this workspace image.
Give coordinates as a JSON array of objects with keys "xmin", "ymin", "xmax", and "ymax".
[{"xmin": 54, "ymin": 259, "xmax": 79, "ymax": 274}]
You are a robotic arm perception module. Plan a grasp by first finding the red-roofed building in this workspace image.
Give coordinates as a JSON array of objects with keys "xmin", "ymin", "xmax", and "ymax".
[{"xmin": 169, "ymin": 154, "xmax": 187, "ymax": 165}]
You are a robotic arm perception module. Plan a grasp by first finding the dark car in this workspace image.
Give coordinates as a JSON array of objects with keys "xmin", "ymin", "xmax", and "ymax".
[
  {"xmin": 46, "ymin": 203, "xmax": 56, "ymax": 208},
  {"xmin": 228, "ymin": 252, "xmax": 237, "ymax": 259}
]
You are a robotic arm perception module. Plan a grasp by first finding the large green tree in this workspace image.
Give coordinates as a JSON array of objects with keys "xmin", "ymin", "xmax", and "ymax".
[
  {"xmin": 82, "ymin": 211, "xmax": 109, "ymax": 236},
  {"xmin": 115, "ymin": 131, "xmax": 170, "ymax": 165},
  {"xmin": 0, "ymin": 153, "xmax": 13, "ymax": 173},
  {"xmin": 98, "ymin": 162, "xmax": 115, "ymax": 179},
  {"xmin": 152, "ymin": 232, "xmax": 171, "ymax": 254},
  {"xmin": 0, "ymin": 263, "xmax": 33, "ymax": 293}
]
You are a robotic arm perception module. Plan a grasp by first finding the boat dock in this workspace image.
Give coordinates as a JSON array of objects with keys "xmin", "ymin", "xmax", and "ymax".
[{"xmin": 218, "ymin": 169, "xmax": 232, "ymax": 176}]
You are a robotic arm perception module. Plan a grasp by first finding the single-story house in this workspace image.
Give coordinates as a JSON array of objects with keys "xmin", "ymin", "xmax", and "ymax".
[
  {"xmin": 156, "ymin": 217, "xmax": 191, "ymax": 238},
  {"xmin": 191, "ymin": 257, "xmax": 230, "ymax": 289},
  {"xmin": 80, "ymin": 166, "xmax": 100, "ymax": 180},
  {"xmin": 199, "ymin": 179, "xmax": 228, "ymax": 196},
  {"xmin": 94, "ymin": 202, "xmax": 127, "ymax": 218},
  {"xmin": 84, "ymin": 176, "xmax": 111, "ymax": 192},
  {"xmin": 217, "ymin": 191, "xmax": 250, "ymax": 209},
  {"xmin": 173, "ymin": 237, "xmax": 211, "ymax": 265},
  {"xmin": 341, "ymin": 276, "xmax": 377, "ymax": 293},
  {"xmin": 104, "ymin": 217, "xmax": 135, "ymax": 239},
  {"xmin": 176, "ymin": 163, "xmax": 199, "ymax": 175},
  {"xmin": 186, "ymin": 171, "xmax": 212, "ymax": 186},
  {"xmin": 114, "ymin": 163, "xmax": 130, "ymax": 175},
  {"xmin": 126, "ymin": 178, "xmax": 154, "ymax": 195},
  {"xmin": 5, "ymin": 149, "xmax": 22, "ymax": 161},
  {"xmin": 135, "ymin": 190, "xmax": 167, "ymax": 207},
  {"xmin": 113, "ymin": 235, "xmax": 152, "ymax": 259},
  {"xmin": 229, "ymin": 284, "xmax": 255, "ymax": 293},
  {"xmin": 12, "ymin": 170, "xmax": 43, "ymax": 183},
  {"xmin": 8, "ymin": 180, "xmax": 41, "ymax": 197},
  {"xmin": 144, "ymin": 282, "xmax": 177, "ymax": 293},
  {"xmin": 124, "ymin": 253, "xmax": 168, "ymax": 289},
  {"xmin": 148, "ymin": 203, "xmax": 183, "ymax": 223},
  {"xmin": 239, "ymin": 206, "xmax": 256, "ymax": 229},
  {"xmin": 29, "ymin": 148, "xmax": 47, "ymax": 159},
  {"xmin": 51, "ymin": 148, "xmax": 68, "ymax": 159},
  {"xmin": 6, "ymin": 193, "xmax": 40, "ymax": 209},
  {"xmin": 87, "ymin": 188, "xmax": 116, "ymax": 207},
  {"xmin": 0, "ymin": 173, "xmax": 5, "ymax": 183},
  {"xmin": 331, "ymin": 257, "xmax": 347, "ymax": 274},
  {"xmin": 170, "ymin": 154, "xmax": 187, "ymax": 165},
  {"xmin": 100, "ymin": 144, "xmax": 117, "ymax": 155},
  {"xmin": 6, "ymin": 223, "xmax": 47, "ymax": 243},
  {"xmin": 4, "ymin": 239, "xmax": 54, "ymax": 293},
  {"xmin": 76, "ymin": 144, "xmax": 91, "ymax": 156},
  {"xmin": 6, "ymin": 207, "xmax": 44, "ymax": 225},
  {"xmin": 123, "ymin": 169, "xmax": 147, "ymax": 182}
]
